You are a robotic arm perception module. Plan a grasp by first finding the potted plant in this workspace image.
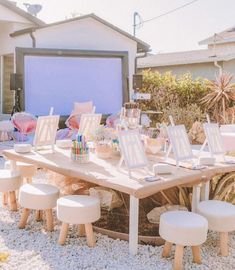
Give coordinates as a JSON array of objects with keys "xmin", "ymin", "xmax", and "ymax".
[
  {"xmin": 94, "ymin": 126, "xmax": 114, "ymax": 159},
  {"xmin": 144, "ymin": 125, "xmax": 166, "ymax": 154}
]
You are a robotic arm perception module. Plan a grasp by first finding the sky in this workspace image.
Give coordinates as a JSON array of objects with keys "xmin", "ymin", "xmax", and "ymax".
[{"xmin": 15, "ymin": 0, "xmax": 235, "ymax": 53}]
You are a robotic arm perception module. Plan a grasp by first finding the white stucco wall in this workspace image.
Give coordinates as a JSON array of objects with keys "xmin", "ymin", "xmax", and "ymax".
[
  {"xmin": 12, "ymin": 17, "xmax": 137, "ymax": 94},
  {"xmin": 224, "ymin": 59, "xmax": 235, "ymax": 79},
  {"xmin": 0, "ymin": 3, "xmax": 35, "ymax": 55},
  {"xmin": 0, "ymin": 22, "xmax": 33, "ymax": 56},
  {"xmin": 0, "ymin": 4, "xmax": 32, "ymax": 24},
  {"xmin": 208, "ymin": 42, "xmax": 235, "ymax": 53}
]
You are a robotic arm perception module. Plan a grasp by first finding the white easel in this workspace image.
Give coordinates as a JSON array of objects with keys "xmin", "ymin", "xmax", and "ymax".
[
  {"xmin": 118, "ymin": 130, "xmax": 149, "ymax": 178},
  {"xmin": 78, "ymin": 113, "xmax": 102, "ymax": 139},
  {"xmin": 199, "ymin": 114, "xmax": 226, "ymax": 161},
  {"xmin": 33, "ymin": 115, "xmax": 60, "ymax": 152},
  {"xmin": 199, "ymin": 114, "xmax": 211, "ymax": 154},
  {"xmin": 49, "ymin": 107, "xmax": 54, "ymax": 115},
  {"xmin": 165, "ymin": 115, "xmax": 175, "ymax": 159},
  {"xmin": 167, "ymin": 124, "xmax": 195, "ymax": 168}
]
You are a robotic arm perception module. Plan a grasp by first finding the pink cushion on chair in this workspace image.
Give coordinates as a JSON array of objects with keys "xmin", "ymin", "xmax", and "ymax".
[
  {"xmin": 65, "ymin": 114, "xmax": 81, "ymax": 130},
  {"xmin": 11, "ymin": 112, "xmax": 37, "ymax": 134},
  {"xmin": 66, "ymin": 101, "xmax": 94, "ymax": 130}
]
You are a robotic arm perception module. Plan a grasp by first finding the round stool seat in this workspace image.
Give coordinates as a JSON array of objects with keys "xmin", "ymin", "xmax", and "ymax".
[
  {"xmin": 57, "ymin": 195, "xmax": 100, "ymax": 224},
  {"xmin": 197, "ymin": 200, "xmax": 235, "ymax": 232},
  {"xmin": 159, "ymin": 211, "xmax": 208, "ymax": 246},
  {"xmin": 5, "ymin": 161, "xmax": 37, "ymax": 178},
  {"xmin": 0, "ymin": 170, "xmax": 21, "ymax": 192},
  {"xmin": 19, "ymin": 183, "xmax": 59, "ymax": 210}
]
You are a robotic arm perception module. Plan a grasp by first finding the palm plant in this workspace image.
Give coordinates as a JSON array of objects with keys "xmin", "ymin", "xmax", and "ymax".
[{"xmin": 201, "ymin": 72, "xmax": 235, "ymax": 123}]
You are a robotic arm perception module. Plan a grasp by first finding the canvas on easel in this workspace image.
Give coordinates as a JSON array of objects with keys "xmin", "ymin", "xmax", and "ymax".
[
  {"xmin": 165, "ymin": 115, "xmax": 175, "ymax": 158},
  {"xmin": 203, "ymin": 122, "xmax": 225, "ymax": 158},
  {"xmin": 78, "ymin": 113, "xmax": 102, "ymax": 139},
  {"xmin": 200, "ymin": 113, "xmax": 227, "ymax": 161},
  {"xmin": 33, "ymin": 115, "xmax": 60, "ymax": 151},
  {"xmin": 118, "ymin": 130, "xmax": 148, "ymax": 177},
  {"xmin": 167, "ymin": 124, "xmax": 194, "ymax": 167}
]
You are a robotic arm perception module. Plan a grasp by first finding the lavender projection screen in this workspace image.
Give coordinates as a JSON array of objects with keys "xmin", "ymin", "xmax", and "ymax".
[{"xmin": 24, "ymin": 55, "xmax": 123, "ymax": 115}]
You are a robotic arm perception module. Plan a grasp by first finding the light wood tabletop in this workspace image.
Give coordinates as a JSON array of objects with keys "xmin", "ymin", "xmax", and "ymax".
[{"xmin": 3, "ymin": 147, "xmax": 204, "ymax": 199}]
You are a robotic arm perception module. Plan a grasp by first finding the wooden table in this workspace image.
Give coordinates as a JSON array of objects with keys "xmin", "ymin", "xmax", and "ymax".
[{"xmin": 3, "ymin": 147, "xmax": 235, "ymax": 255}]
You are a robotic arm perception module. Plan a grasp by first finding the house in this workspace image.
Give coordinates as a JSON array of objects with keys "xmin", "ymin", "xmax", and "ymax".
[
  {"xmin": 138, "ymin": 26, "xmax": 235, "ymax": 80},
  {"xmin": 0, "ymin": 0, "xmax": 150, "ymax": 115},
  {"xmin": 0, "ymin": 0, "xmax": 44, "ymax": 115}
]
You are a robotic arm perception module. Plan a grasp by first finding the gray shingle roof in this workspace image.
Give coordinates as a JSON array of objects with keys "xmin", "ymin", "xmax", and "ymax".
[
  {"xmin": 138, "ymin": 49, "xmax": 235, "ymax": 68},
  {"xmin": 199, "ymin": 26, "xmax": 235, "ymax": 45}
]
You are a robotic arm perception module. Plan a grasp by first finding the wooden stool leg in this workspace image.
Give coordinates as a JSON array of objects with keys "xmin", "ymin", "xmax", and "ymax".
[
  {"xmin": 35, "ymin": 210, "xmax": 43, "ymax": 221},
  {"xmin": 220, "ymin": 232, "xmax": 229, "ymax": 256},
  {"xmin": 174, "ymin": 245, "xmax": 184, "ymax": 270},
  {"xmin": 2, "ymin": 193, "xmax": 8, "ymax": 206},
  {"xmin": 9, "ymin": 191, "xmax": 17, "ymax": 211},
  {"xmin": 26, "ymin": 177, "xmax": 32, "ymax": 184},
  {"xmin": 85, "ymin": 223, "xmax": 95, "ymax": 247},
  {"xmin": 162, "ymin": 241, "xmax": 172, "ymax": 257},
  {"xmin": 45, "ymin": 209, "xmax": 54, "ymax": 231},
  {"xmin": 192, "ymin": 246, "xmax": 201, "ymax": 264},
  {"xmin": 58, "ymin": 223, "xmax": 69, "ymax": 245},
  {"xmin": 78, "ymin": 224, "xmax": 85, "ymax": 237},
  {"xmin": 19, "ymin": 208, "xmax": 30, "ymax": 229}
]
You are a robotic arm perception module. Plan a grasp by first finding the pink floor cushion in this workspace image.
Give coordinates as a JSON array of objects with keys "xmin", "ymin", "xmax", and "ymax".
[
  {"xmin": 65, "ymin": 113, "xmax": 81, "ymax": 130},
  {"xmin": 66, "ymin": 101, "xmax": 94, "ymax": 130},
  {"xmin": 11, "ymin": 112, "xmax": 37, "ymax": 135}
]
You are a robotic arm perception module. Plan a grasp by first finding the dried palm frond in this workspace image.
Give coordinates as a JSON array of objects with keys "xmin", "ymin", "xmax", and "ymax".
[
  {"xmin": 178, "ymin": 187, "xmax": 191, "ymax": 209},
  {"xmin": 201, "ymin": 72, "xmax": 235, "ymax": 123},
  {"xmin": 210, "ymin": 173, "xmax": 235, "ymax": 204}
]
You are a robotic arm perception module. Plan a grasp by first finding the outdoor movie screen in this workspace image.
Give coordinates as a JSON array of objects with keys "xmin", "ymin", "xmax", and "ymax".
[{"xmin": 24, "ymin": 55, "xmax": 123, "ymax": 115}]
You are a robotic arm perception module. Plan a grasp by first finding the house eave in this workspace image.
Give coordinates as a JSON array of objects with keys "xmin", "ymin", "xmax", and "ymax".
[
  {"xmin": 9, "ymin": 13, "xmax": 150, "ymax": 53},
  {"xmin": 0, "ymin": 0, "xmax": 45, "ymax": 26}
]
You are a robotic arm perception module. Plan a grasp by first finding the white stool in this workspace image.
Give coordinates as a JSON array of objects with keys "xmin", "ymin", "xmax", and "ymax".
[
  {"xmin": 57, "ymin": 195, "xmax": 100, "ymax": 247},
  {"xmin": 197, "ymin": 200, "xmax": 235, "ymax": 256},
  {"xmin": 159, "ymin": 211, "xmax": 208, "ymax": 270},
  {"xmin": 0, "ymin": 170, "xmax": 21, "ymax": 211},
  {"xmin": 18, "ymin": 183, "xmax": 59, "ymax": 231},
  {"xmin": 4, "ymin": 160, "xmax": 37, "ymax": 183}
]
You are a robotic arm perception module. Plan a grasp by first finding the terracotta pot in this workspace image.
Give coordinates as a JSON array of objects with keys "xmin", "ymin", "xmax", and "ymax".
[
  {"xmin": 95, "ymin": 144, "xmax": 112, "ymax": 159},
  {"xmin": 145, "ymin": 137, "xmax": 164, "ymax": 154}
]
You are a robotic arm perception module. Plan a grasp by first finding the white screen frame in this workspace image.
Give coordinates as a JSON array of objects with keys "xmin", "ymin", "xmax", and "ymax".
[{"xmin": 16, "ymin": 48, "xmax": 129, "ymax": 116}]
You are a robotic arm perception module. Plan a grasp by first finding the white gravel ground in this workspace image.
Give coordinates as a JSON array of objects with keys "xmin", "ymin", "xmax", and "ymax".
[{"xmin": 0, "ymin": 158, "xmax": 234, "ymax": 270}]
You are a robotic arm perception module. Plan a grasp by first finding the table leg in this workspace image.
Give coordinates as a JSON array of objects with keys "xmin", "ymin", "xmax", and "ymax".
[
  {"xmin": 10, "ymin": 160, "xmax": 17, "ymax": 171},
  {"xmin": 129, "ymin": 196, "xmax": 139, "ymax": 255},
  {"xmin": 200, "ymin": 181, "xmax": 210, "ymax": 201},
  {"xmin": 192, "ymin": 185, "xmax": 201, "ymax": 212}
]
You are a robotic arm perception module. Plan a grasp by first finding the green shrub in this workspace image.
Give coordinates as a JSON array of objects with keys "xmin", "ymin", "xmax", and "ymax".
[
  {"xmin": 161, "ymin": 102, "xmax": 206, "ymax": 130},
  {"xmin": 139, "ymin": 70, "xmax": 208, "ymax": 128}
]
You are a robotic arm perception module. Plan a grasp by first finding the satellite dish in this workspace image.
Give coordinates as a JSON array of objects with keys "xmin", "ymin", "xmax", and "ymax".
[{"xmin": 23, "ymin": 3, "xmax": 42, "ymax": 17}]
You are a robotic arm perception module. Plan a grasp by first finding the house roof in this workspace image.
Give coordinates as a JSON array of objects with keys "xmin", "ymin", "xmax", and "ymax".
[
  {"xmin": 0, "ymin": 0, "xmax": 45, "ymax": 26},
  {"xmin": 199, "ymin": 26, "xmax": 235, "ymax": 45},
  {"xmin": 138, "ymin": 49, "xmax": 235, "ymax": 68},
  {"xmin": 10, "ymin": 13, "xmax": 150, "ymax": 53}
]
